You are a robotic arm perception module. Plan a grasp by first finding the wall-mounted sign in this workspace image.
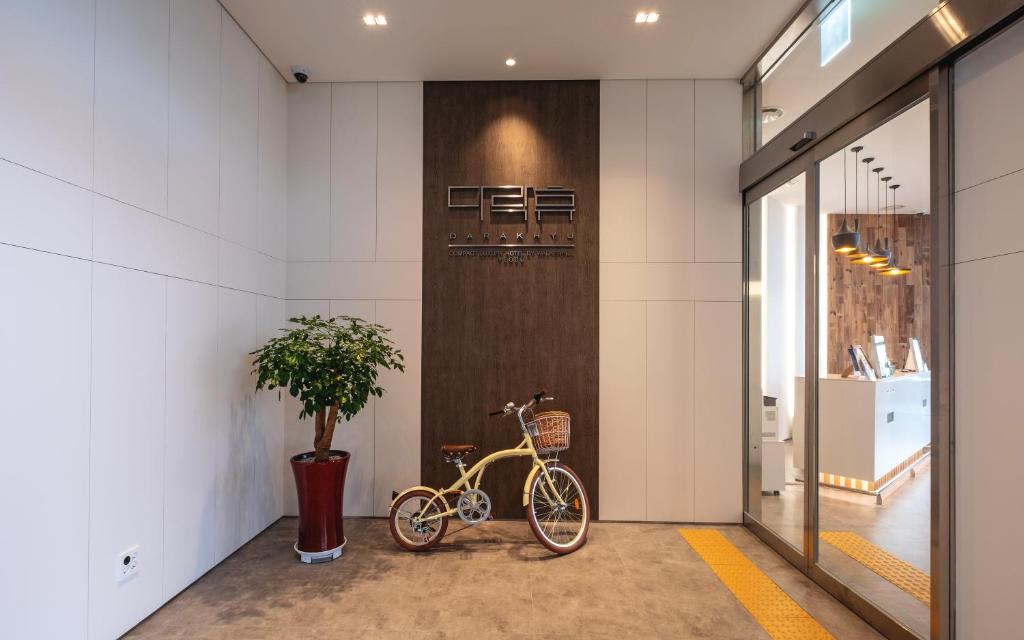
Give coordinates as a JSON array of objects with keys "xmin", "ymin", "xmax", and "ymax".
[
  {"xmin": 446, "ymin": 184, "xmax": 577, "ymax": 261},
  {"xmin": 447, "ymin": 185, "xmax": 575, "ymax": 222}
]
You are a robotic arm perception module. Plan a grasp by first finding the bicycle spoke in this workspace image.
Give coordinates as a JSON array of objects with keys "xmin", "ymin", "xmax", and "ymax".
[{"xmin": 531, "ymin": 466, "xmax": 588, "ymax": 548}]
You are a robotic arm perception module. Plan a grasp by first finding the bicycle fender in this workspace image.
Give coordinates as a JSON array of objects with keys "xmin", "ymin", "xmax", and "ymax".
[
  {"xmin": 389, "ymin": 486, "xmax": 446, "ymax": 510},
  {"xmin": 522, "ymin": 464, "xmax": 547, "ymax": 507}
]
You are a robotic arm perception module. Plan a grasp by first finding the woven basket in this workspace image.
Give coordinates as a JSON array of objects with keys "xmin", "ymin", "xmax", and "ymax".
[{"xmin": 527, "ymin": 411, "xmax": 571, "ymax": 454}]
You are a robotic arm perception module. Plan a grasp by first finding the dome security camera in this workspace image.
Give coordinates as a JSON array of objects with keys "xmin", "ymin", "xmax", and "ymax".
[{"xmin": 290, "ymin": 65, "xmax": 310, "ymax": 84}]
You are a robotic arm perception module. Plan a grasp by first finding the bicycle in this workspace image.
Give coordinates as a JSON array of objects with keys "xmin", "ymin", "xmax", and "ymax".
[{"xmin": 388, "ymin": 391, "xmax": 591, "ymax": 554}]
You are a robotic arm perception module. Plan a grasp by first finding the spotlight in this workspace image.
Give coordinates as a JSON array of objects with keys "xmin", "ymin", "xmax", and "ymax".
[{"xmin": 505, "ymin": 58, "xmax": 516, "ymax": 67}]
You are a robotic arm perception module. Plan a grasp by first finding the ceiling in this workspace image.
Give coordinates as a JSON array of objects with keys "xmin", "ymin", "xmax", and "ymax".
[
  {"xmin": 819, "ymin": 99, "xmax": 930, "ymax": 216},
  {"xmin": 221, "ymin": 0, "xmax": 805, "ymax": 82}
]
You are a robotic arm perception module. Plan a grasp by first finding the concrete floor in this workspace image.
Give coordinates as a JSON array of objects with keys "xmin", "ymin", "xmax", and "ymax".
[
  {"xmin": 125, "ymin": 518, "xmax": 882, "ymax": 639},
  {"xmin": 757, "ymin": 454, "xmax": 931, "ymax": 638}
]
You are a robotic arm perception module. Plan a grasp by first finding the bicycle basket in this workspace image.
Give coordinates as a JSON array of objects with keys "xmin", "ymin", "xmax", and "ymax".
[{"xmin": 526, "ymin": 411, "xmax": 571, "ymax": 454}]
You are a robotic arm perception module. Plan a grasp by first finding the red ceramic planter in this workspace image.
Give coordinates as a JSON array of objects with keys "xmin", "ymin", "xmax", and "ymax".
[{"xmin": 290, "ymin": 450, "xmax": 350, "ymax": 558}]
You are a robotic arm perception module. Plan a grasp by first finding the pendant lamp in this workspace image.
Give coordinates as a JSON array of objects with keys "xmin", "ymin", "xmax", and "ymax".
[
  {"xmin": 879, "ymin": 183, "xmax": 912, "ymax": 276},
  {"xmin": 867, "ymin": 166, "xmax": 890, "ymax": 263},
  {"xmin": 851, "ymin": 156, "xmax": 886, "ymax": 265},
  {"xmin": 831, "ymin": 146, "xmax": 861, "ymax": 253},
  {"xmin": 871, "ymin": 176, "xmax": 895, "ymax": 270}
]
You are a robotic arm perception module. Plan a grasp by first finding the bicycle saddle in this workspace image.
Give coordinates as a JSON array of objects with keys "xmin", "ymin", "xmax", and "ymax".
[{"xmin": 441, "ymin": 444, "xmax": 477, "ymax": 461}]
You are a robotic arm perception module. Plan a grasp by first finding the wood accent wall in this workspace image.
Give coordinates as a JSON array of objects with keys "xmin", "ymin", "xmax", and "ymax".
[
  {"xmin": 421, "ymin": 81, "xmax": 599, "ymax": 518},
  {"xmin": 826, "ymin": 213, "xmax": 931, "ymax": 374}
]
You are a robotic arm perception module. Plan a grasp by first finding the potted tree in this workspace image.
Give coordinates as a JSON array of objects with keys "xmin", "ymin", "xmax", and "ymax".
[{"xmin": 252, "ymin": 315, "xmax": 404, "ymax": 563}]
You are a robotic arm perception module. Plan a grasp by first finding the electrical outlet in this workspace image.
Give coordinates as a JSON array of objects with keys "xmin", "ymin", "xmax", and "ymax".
[{"xmin": 116, "ymin": 545, "xmax": 140, "ymax": 583}]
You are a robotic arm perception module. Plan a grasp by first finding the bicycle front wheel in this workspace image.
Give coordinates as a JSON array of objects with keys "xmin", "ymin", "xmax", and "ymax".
[{"xmin": 526, "ymin": 462, "xmax": 590, "ymax": 554}]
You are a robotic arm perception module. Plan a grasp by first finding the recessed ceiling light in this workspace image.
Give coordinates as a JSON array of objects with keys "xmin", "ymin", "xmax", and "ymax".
[
  {"xmin": 505, "ymin": 58, "xmax": 516, "ymax": 67},
  {"xmin": 635, "ymin": 11, "xmax": 659, "ymax": 24},
  {"xmin": 363, "ymin": 13, "xmax": 387, "ymax": 26}
]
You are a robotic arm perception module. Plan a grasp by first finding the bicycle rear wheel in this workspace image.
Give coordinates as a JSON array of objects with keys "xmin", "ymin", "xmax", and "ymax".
[
  {"xmin": 389, "ymin": 489, "xmax": 449, "ymax": 551},
  {"xmin": 526, "ymin": 462, "xmax": 590, "ymax": 554}
]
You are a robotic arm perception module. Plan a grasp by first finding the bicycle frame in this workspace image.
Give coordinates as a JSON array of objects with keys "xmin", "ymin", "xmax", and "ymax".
[{"xmin": 389, "ymin": 403, "xmax": 567, "ymax": 522}]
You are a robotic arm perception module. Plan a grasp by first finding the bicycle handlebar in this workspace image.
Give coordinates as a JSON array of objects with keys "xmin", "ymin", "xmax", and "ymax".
[{"xmin": 488, "ymin": 391, "xmax": 553, "ymax": 417}]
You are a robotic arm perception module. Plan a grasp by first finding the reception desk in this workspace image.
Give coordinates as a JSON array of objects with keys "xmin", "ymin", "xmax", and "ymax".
[{"xmin": 794, "ymin": 373, "xmax": 930, "ymax": 497}]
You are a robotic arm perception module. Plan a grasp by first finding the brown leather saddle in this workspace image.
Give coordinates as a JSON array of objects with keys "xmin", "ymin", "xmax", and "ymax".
[{"xmin": 441, "ymin": 444, "xmax": 477, "ymax": 462}]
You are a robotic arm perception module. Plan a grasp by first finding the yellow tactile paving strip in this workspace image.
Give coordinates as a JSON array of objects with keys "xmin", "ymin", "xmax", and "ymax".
[
  {"xmin": 820, "ymin": 531, "xmax": 931, "ymax": 605},
  {"xmin": 680, "ymin": 529, "xmax": 834, "ymax": 640}
]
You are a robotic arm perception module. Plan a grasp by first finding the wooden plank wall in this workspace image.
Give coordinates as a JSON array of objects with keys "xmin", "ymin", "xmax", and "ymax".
[
  {"xmin": 421, "ymin": 81, "xmax": 599, "ymax": 518},
  {"xmin": 826, "ymin": 213, "xmax": 931, "ymax": 374}
]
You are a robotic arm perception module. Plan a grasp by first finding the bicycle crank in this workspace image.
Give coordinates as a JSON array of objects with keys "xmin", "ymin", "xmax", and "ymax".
[{"xmin": 456, "ymin": 489, "xmax": 492, "ymax": 524}]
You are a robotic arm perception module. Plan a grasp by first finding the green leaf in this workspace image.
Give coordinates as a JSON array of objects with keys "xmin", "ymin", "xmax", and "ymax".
[{"xmin": 251, "ymin": 314, "xmax": 406, "ymax": 442}]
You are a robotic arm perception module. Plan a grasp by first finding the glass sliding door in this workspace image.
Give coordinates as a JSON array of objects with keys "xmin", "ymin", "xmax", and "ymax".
[
  {"xmin": 744, "ymin": 82, "xmax": 941, "ymax": 639},
  {"xmin": 814, "ymin": 99, "xmax": 933, "ymax": 639},
  {"xmin": 744, "ymin": 171, "xmax": 809, "ymax": 556}
]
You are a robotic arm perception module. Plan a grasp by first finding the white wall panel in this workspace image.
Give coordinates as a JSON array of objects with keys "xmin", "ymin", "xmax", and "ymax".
[
  {"xmin": 329, "ymin": 300, "xmax": 377, "ymax": 517},
  {"xmin": 281, "ymin": 300, "xmax": 330, "ymax": 516},
  {"xmin": 94, "ymin": 194, "xmax": 218, "ymax": 284},
  {"xmin": 214, "ymin": 288, "xmax": 259, "ymax": 558},
  {"xmin": 600, "ymin": 261, "xmax": 741, "ymax": 302},
  {"xmin": 955, "ymin": 169, "xmax": 1024, "ymax": 262},
  {"xmin": 0, "ymin": 246, "xmax": 91, "ymax": 640},
  {"xmin": 376, "ymin": 82, "xmax": 423, "ymax": 261},
  {"xmin": 695, "ymin": 80, "xmax": 742, "ymax": 263},
  {"xmin": 955, "ymin": 253, "xmax": 1024, "ymax": 639},
  {"xmin": 373, "ymin": 300, "xmax": 422, "ymax": 516},
  {"xmin": 219, "ymin": 13, "xmax": 259, "ymax": 248},
  {"xmin": 0, "ymin": 0, "xmax": 94, "ymax": 187},
  {"xmin": 219, "ymin": 238, "xmax": 286, "ymax": 298},
  {"xmin": 258, "ymin": 59, "xmax": 288, "ymax": 260},
  {"xmin": 598, "ymin": 79, "xmax": 741, "ymax": 522},
  {"xmin": 163, "ymin": 278, "xmax": 219, "ymax": 598},
  {"xmin": 94, "ymin": 0, "xmax": 169, "ymax": 215},
  {"xmin": 286, "ymin": 260, "xmax": 422, "ymax": 300},
  {"xmin": 331, "ymin": 83, "xmax": 378, "ymax": 260},
  {"xmin": 645, "ymin": 301, "xmax": 695, "ymax": 522},
  {"xmin": 4, "ymin": 1, "xmax": 287, "ymax": 633},
  {"xmin": 255, "ymin": 295, "xmax": 286, "ymax": 529},
  {"xmin": 954, "ymin": 23, "xmax": 1024, "ymax": 636},
  {"xmin": 168, "ymin": 0, "xmax": 221, "ymax": 234},
  {"xmin": 954, "ymin": 18, "xmax": 1024, "ymax": 191},
  {"xmin": 287, "ymin": 84, "xmax": 332, "ymax": 260},
  {"xmin": 693, "ymin": 301, "xmax": 742, "ymax": 522},
  {"xmin": 646, "ymin": 80, "xmax": 694, "ymax": 262},
  {"xmin": 89, "ymin": 265, "xmax": 166, "ymax": 640},
  {"xmin": 599, "ymin": 80, "xmax": 646, "ymax": 262},
  {"xmin": 0, "ymin": 160, "xmax": 92, "ymax": 259},
  {"xmin": 599, "ymin": 301, "xmax": 647, "ymax": 520}
]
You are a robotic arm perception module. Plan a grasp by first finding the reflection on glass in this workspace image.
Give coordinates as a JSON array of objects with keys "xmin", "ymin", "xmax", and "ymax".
[
  {"xmin": 815, "ymin": 101, "xmax": 931, "ymax": 638},
  {"xmin": 760, "ymin": 0, "xmax": 942, "ymax": 146},
  {"xmin": 747, "ymin": 174, "xmax": 806, "ymax": 552}
]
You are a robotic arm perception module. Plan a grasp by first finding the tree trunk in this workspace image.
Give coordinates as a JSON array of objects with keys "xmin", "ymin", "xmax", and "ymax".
[
  {"xmin": 313, "ymin": 408, "xmax": 327, "ymax": 461},
  {"xmin": 315, "ymin": 404, "xmax": 340, "ymax": 463}
]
